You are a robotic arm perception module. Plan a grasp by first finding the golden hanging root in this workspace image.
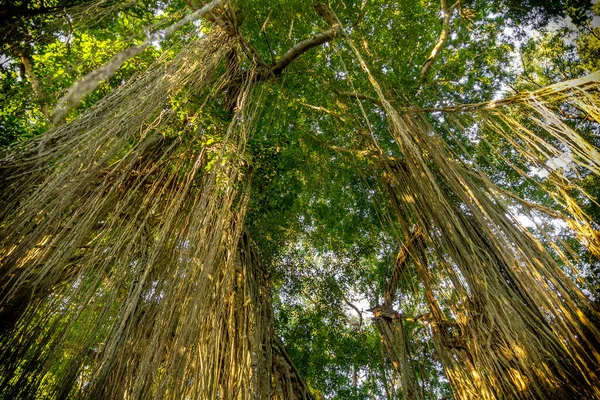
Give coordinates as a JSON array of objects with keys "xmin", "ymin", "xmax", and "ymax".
[
  {"xmin": 51, "ymin": 0, "xmax": 225, "ymax": 124},
  {"xmin": 430, "ymin": 71, "xmax": 600, "ymax": 257},
  {"xmin": 0, "ymin": 27, "xmax": 282, "ymax": 399},
  {"xmin": 394, "ymin": 113, "xmax": 600, "ymax": 400},
  {"xmin": 336, "ymin": 21, "xmax": 600, "ymax": 399}
]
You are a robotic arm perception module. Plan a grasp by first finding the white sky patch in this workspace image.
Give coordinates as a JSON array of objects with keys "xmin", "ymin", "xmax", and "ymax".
[
  {"xmin": 0, "ymin": 54, "xmax": 14, "ymax": 67},
  {"xmin": 513, "ymin": 213, "xmax": 538, "ymax": 228},
  {"xmin": 531, "ymin": 151, "xmax": 573, "ymax": 178},
  {"xmin": 509, "ymin": 205, "xmax": 569, "ymax": 231},
  {"xmin": 152, "ymin": 1, "xmax": 167, "ymax": 16},
  {"xmin": 495, "ymin": 10, "xmax": 584, "ymax": 99},
  {"xmin": 547, "ymin": 153, "xmax": 572, "ymax": 170},
  {"xmin": 344, "ymin": 294, "xmax": 371, "ymax": 320},
  {"xmin": 149, "ymin": 33, "xmax": 163, "ymax": 50}
]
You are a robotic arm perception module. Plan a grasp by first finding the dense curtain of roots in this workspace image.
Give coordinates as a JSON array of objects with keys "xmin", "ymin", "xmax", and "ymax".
[
  {"xmin": 2, "ymin": 4, "xmax": 600, "ymax": 399},
  {"xmin": 441, "ymin": 71, "xmax": 600, "ymax": 259},
  {"xmin": 0, "ymin": 28, "xmax": 275, "ymax": 399},
  {"xmin": 342, "ymin": 37, "xmax": 600, "ymax": 399}
]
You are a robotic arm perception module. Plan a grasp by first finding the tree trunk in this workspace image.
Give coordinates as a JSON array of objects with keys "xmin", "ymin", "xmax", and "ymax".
[
  {"xmin": 372, "ymin": 230, "xmax": 424, "ymax": 400},
  {"xmin": 372, "ymin": 306, "xmax": 420, "ymax": 400},
  {"xmin": 236, "ymin": 232, "xmax": 315, "ymax": 399}
]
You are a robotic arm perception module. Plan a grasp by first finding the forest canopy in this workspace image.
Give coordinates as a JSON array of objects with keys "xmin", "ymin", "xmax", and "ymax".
[{"xmin": 1, "ymin": 0, "xmax": 600, "ymax": 399}]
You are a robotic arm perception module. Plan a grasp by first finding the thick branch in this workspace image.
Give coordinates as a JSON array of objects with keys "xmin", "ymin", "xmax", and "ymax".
[
  {"xmin": 395, "ymin": 69, "xmax": 600, "ymax": 116},
  {"xmin": 271, "ymin": 3, "xmax": 342, "ymax": 76},
  {"xmin": 419, "ymin": 0, "xmax": 458, "ymax": 82},
  {"xmin": 271, "ymin": 28, "xmax": 341, "ymax": 76},
  {"xmin": 186, "ymin": 2, "xmax": 342, "ymax": 79},
  {"xmin": 52, "ymin": 0, "xmax": 224, "ymax": 123}
]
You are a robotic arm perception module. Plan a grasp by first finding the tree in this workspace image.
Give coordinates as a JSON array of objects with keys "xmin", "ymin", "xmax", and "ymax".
[{"xmin": 0, "ymin": 0, "xmax": 599, "ymax": 399}]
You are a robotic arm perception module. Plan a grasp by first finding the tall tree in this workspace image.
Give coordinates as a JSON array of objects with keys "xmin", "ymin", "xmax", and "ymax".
[{"xmin": 1, "ymin": 1, "xmax": 599, "ymax": 399}]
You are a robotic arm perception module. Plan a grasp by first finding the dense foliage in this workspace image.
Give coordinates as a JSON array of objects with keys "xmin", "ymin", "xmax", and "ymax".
[{"xmin": 1, "ymin": 0, "xmax": 599, "ymax": 399}]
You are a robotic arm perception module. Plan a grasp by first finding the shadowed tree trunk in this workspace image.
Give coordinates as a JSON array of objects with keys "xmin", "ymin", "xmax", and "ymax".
[
  {"xmin": 371, "ymin": 229, "xmax": 424, "ymax": 400},
  {"xmin": 236, "ymin": 231, "xmax": 315, "ymax": 399}
]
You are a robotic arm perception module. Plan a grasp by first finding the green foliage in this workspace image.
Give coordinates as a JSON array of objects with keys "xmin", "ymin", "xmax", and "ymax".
[
  {"xmin": 1, "ymin": 0, "xmax": 599, "ymax": 398},
  {"xmin": 0, "ymin": 0, "xmax": 166, "ymax": 144},
  {"xmin": 501, "ymin": 0, "xmax": 592, "ymax": 26},
  {"xmin": 272, "ymin": 244, "xmax": 386, "ymax": 398}
]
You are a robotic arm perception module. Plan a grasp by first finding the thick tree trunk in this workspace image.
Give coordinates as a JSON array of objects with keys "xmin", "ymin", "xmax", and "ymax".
[
  {"xmin": 372, "ymin": 230, "xmax": 424, "ymax": 400},
  {"xmin": 236, "ymin": 231, "xmax": 315, "ymax": 399},
  {"xmin": 271, "ymin": 336, "xmax": 316, "ymax": 400},
  {"xmin": 372, "ymin": 306, "xmax": 420, "ymax": 400}
]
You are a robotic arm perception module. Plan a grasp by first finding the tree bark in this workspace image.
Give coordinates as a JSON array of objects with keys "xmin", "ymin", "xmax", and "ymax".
[
  {"xmin": 419, "ymin": 0, "xmax": 459, "ymax": 83},
  {"xmin": 372, "ymin": 306, "xmax": 420, "ymax": 400},
  {"xmin": 371, "ymin": 231, "xmax": 425, "ymax": 400},
  {"xmin": 236, "ymin": 231, "xmax": 315, "ymax": 400},
  {"xmin": 269, "ymin": 3, "xmax": 342, "ymax": 77},
  {"xmin": 12, "ymin": 45, "xmax": 51, "ymax": 121}
]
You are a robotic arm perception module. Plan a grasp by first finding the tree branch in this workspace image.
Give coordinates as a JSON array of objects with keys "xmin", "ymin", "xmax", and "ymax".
[
  {"xmin": 401, "ymin": 70, "xmax": 600, "ymax": 114},
  {"xmin": 342, "ymin": 296, "xmax": 364, "ymax": 329},
  {"xmin": 185, "ymin": 2, "xmax": 343, "ymax": 79},
  {"xmin": 298, "ymin": 101, "xmax": 347, "ymax": 122},
  {"xmin": 12, "ymin": 45, "xmax": 51, "ymax": 122},
  {"xmin": 52, "ymin": 0, "xmax": 224, "ymax": 123},
  {"xmin": 419, "ymin": 0, "xmax": 459, "ymax": 82},
  {"xmin": 334, "ymin": 89, "xmax": 383, "ymax": 107},
  {"xmin": 270, "ymin": 3, "xmax": 342, "ymax": 76}
]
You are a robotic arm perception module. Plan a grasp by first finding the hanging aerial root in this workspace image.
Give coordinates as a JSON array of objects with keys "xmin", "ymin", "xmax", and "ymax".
[
  {"xmin": 0, "ymin": 25, "xmax": 277, "ymax": 399},
  {"xmin": 51, "ymin": 0, "xmax": 225, "ymax": 124},
  {"xmin": 439, "ymin": 73, "xmax": 600, "ymax": 258},
  {"xmin": 336, "ymin": 25, "xmax": 600, "ymax": 399}
]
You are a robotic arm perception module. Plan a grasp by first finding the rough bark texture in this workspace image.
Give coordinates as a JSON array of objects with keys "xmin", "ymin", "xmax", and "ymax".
[
  {"xmin": 272, "ymin": 336, "xmax": 316, "ymax": 400},
  {"xmin": 237, "ymin": 232, "xmax": 315, "ymax": 399},
  {"xmin": 372, "ymin": 306, "xmax": 420, "ymax": 400},
  {"xmin": 372, "ymin": 231, "xmax": 424, "ymax": 400},
  {"xmin": 271, "ymin": 3, "xmax": 342, "ymax": 77},
  {"xmin": 419, "ymin": 0, "xmax": 458, "ymax": 82}
]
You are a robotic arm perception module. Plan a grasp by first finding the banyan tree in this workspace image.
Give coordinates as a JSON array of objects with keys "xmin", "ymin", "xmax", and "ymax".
[{"xmin": 1, "ymin": 0, "xmax": 599, "ymax": 398}]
